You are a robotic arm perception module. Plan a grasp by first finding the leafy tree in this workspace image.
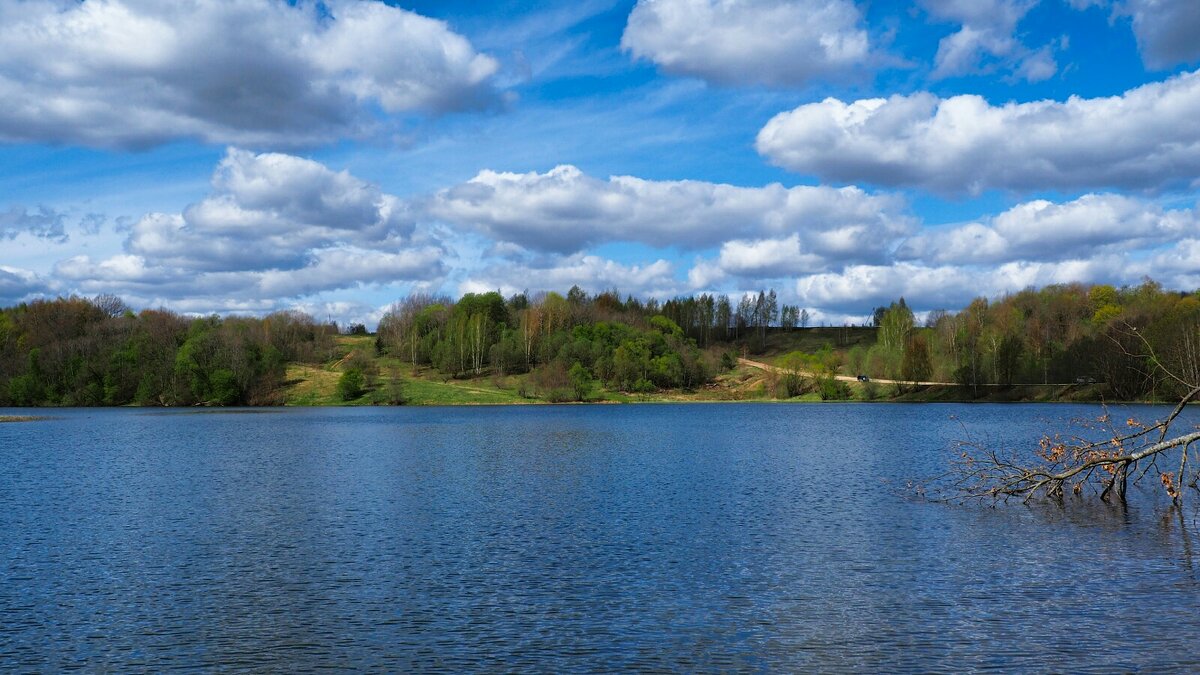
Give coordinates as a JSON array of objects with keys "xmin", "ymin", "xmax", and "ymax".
[
  {"xmin": 879, "ymin": 300, "xmax": 914, "ymax": 351},
  {"xmin": 612, "ymin": 339, "xmax": 650, "ymax": 391},
  {"xmin": 776, "ymin": 351, "xmax": 812, "ymax": 398},
  {"xmin": 337, "ymin": 368, "xmax": 365, "ymax": 401},
  {"xmin": 568, "ymin": 362, "xmax": 593, "ymax": 401},
  {"xmin": 780, "ymin": 305, "xmax": 797, "ymax": 331}
]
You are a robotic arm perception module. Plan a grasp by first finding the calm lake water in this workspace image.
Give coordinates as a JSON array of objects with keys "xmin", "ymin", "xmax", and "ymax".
[{"xmin": 2, "ymin": 403, "xmax": 1200, "ymax": 671}]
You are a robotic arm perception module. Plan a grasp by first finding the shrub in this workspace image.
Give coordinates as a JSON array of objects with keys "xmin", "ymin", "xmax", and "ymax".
[
  {"xmin": 380, "ymin": 368, "xmax": 405, "ymax": 405},
  {"xmin": 337, "ymin": 368, "xmax": 365, "ymax": 401},
  {"xmin": 720, "ymin": 350, "xmax": 738, "ymax": 371},
  {"xmin": 568, "ymin": 362, "xmax": 593, "ymax": 401},
  {"xmin": 532, "ymin": 361, "xmax": 573, "ymax": 402},
  {"xmin": 778, "ymin": 372, "xmax": 809, "ymax": 398},
  {"xmin": 817, "ymin": 374, "xmax": 851, "ymax": 401}
]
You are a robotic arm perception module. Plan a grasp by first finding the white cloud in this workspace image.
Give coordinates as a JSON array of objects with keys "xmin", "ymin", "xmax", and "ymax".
[
  {"xmin": 289, "ymin": 299, "xmax": 387, "ymax": 331},
  {"xmin": 716, "ymin": 235, "xmax": 829, "ymax": 276},
  {"xmin": 428, "ymin": 164, "xmax": 910, "ymax": 258},
  {"xmin": 460, "ymin": 254, "xmax": 680, "ymax": 299},
  {"xmin": 687, "ymin": 233, "xmax": 842, "ymax": 287},
  {"xmin": 1144, "ymin": 239, "xmax": 1200, "ymax": 290},
  {"xmin": 0, "ymin": 0, "xmax": 499, "ymax": 148},
  {"xmin": 56, "ymin": 246, "xmax": 444, "ymax": 304},
  {"xmin": 621, "ymin": 0, "xmax": 871, "ymax": 87},
  {"xmin": 51, "ymin": 149, "xmax": 444, "ymax": 308},
  {"xmin": 897, "ymin": 194, "xmax": 1199, "ymax": 264},
  {"xmin": 794, "ymin": 258, "xmax": 1127, "ymax": 312},
  {"xmin": 756, "ymin": 69, "xmax": 1200, "ymax": 192},
  {"xmin": 128, "ymin": 148, "xmax": 414, "ymax": 272},
  {"xmin": 796, "ymin": 262, "xmax": 978, "ymax": 310},
  {"xmin": 920, "ymin": 0, "xmax": 1056, "ymax": 82}
]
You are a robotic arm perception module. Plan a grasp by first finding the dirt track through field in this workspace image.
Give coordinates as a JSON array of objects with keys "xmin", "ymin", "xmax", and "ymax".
[{"xmin": 737, "ymin": 358, "xmax": 948, "ymax": 387}]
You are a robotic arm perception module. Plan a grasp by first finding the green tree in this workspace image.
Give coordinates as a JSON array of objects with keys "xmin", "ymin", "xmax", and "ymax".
[
  {"xmin": 337, "ymin": 368, "xmax": 365, "ymax": 401},
  {"xmin": 879, "ymin": 299, "xmax": 914, "ymax": 351},
  {"xmin": 612, "ymin": 339, "xmax": 650, "ymax": 390},
  {"xmin": 568, "ymin": 362, "xmax": 593, "ymax": 401},
  {"xmin": 776, "ymin": 351, "xmax": 813, "ymax": 398}
]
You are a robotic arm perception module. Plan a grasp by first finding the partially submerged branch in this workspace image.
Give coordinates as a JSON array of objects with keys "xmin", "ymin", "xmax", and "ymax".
[{"xmin": 938, "ymin": 380, "xmax": 1200, "ymax": 505}]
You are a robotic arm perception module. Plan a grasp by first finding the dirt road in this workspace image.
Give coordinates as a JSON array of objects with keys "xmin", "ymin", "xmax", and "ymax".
[{"xmin": 737, "ymin": 357, "xmax": 948, "ymax": 387}]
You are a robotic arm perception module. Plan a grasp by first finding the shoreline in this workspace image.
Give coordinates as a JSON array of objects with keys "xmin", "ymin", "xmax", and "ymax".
[{"xmin": 2, "ymin": 395, "xmax": 1188, "ymax": 412}]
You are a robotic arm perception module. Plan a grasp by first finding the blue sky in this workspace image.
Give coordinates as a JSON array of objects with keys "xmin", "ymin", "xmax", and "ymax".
[{"xmin": 1, "ymin": 0, "xmax": 1198, "ymax": 327}]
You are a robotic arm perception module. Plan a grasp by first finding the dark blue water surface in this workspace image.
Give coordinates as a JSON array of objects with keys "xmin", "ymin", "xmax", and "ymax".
[{"xmin": 3, "ymin": 403, "xmax": 1200, "ymax": 672}]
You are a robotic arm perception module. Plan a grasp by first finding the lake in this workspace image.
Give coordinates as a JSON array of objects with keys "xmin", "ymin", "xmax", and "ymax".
[{"xmin": 2, "ymin": 403, "xmax": 1199, "ymax": 671}]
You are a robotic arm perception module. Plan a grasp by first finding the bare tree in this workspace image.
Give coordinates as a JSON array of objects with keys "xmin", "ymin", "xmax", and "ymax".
[
  {"xmin": 938, "ymin": 325, "xmax": 1200, "ymax": 505},
  {"xmin": 91, "ymin": 293, "xmax": 129, "ymax": 318}
]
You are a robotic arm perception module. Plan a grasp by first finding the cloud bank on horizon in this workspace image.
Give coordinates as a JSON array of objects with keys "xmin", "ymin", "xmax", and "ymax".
[{"xmin": 1, "ymin": 0, "xmax": 1198, "ymax": 327}]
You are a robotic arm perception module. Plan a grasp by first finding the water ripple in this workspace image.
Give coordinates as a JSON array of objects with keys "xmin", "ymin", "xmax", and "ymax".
[{"xmin": 1, "ymin": 404, "xmax": 1199, "ymax": 671}]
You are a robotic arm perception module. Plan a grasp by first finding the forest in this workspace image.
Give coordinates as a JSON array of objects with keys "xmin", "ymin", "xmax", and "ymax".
[{"xmin": 0, "ymin": 279, "xmax": 1196, "ymax": 406}]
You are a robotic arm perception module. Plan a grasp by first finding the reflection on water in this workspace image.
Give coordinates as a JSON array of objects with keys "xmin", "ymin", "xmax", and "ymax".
[{"xmin": 1, "ymin": 403, "xmax": 1198, "ymax": 671}]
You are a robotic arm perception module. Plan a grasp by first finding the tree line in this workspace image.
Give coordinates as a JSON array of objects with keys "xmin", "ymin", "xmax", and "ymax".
[
  {"xmin": 0, "ymin": 280, "xmax": 1195, "ymax": 406},
  {"xmin": 375, "ymin": 288, "xmax": 725, "ymax": 401},
  {"xmin": 853, "ymin": 280, "xmax": 1199, "ymax": 401},
  {"xmin": 0, "ymin": 295, "xmax": 335, "ymax": 406}
]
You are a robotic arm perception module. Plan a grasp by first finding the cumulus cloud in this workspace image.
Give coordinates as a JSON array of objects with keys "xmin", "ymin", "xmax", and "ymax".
[
  {"xmin": 56, "ymin": 246, "xmax": 443, "ymax": 301},
  {"xmin": 756, "ymin": 69, "xmax": 1200, "ymax": 193},
  {"xmin": 428, "ymin": 165, "xmax": 910, "ymax": 259},
  {"xmin": 52, "ymin": 149, "xmax": 444, "ymax": 306},
  {"xmin": 1121, "ymin": 0, "xmax": 1200, "ymax": 68},
  {"xmin": 897, "ymin": 194, "xmax": 1199, "ymax": 264},
  {"xmin": 0, "ymin": 265, "xmax": 51, "ymax": 305},
  {"xmin": 793, "ymin": 258, "xmax": 1127, "ymax": 313},
  {"xmin": 920, "ymin": 0, "xmax": 1057, "ymax": 81},
  {"xmin": 0, "ymin": 206, "xmax": 68, "ymax": 242},
  {"xmin": 289, "ymin": 299, "xmax": 387, "ymax": 331},
  {"xmin": 460, "ymin": 254, "xmax": 680, "ymax": 299},
  {"xmin": 715, "ymin": 235, "xmax": 830, "ymax": 276},
  {"xmin": 687, "ymin": 234, "xmax": 849, "ymax": 287},
  {"xmin": 676, "ymin": 189, "xmax": 1200, "ymax": 315},
  {"xmin": 0, "ymin": 0, "xmax": 499, "ymax": 148},
  {"xmin": 126, "ymin": 148, "xmax": 415, "ymax": 271},
  {"xmin": 1145, "ymin": 239, "xmax": 1200, "ymax": 290},
  {"xmin": 620, "ymin": 0, "xmax": 871, "ymax": 87}
]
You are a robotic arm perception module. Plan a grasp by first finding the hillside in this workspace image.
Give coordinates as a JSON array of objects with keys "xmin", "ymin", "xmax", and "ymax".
[
  {"xmin": 1, "ymin": 281, "xmax": 1194, "ymax": 407},
  {"xmin": 276, "ymin": 333, "xmax": 1110, "ymax": 406}
]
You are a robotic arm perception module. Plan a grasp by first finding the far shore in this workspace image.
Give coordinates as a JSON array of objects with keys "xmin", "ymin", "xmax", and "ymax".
[{"xmin": 3, "ymin": 390, "xmax": 1188, "ymax": 412}]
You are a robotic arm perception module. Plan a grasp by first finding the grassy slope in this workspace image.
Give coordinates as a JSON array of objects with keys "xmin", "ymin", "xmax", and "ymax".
[
  {"xmin": 279, "ymin": 331, "xmax": 1111, "ymax": 406},
  {"xmin": 280, "ymin": 335, "xmax": 789, "ymax": 406},
  {"xmin": 282, "ymin": 336, "xmax": 528, "ymax": 406}
]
